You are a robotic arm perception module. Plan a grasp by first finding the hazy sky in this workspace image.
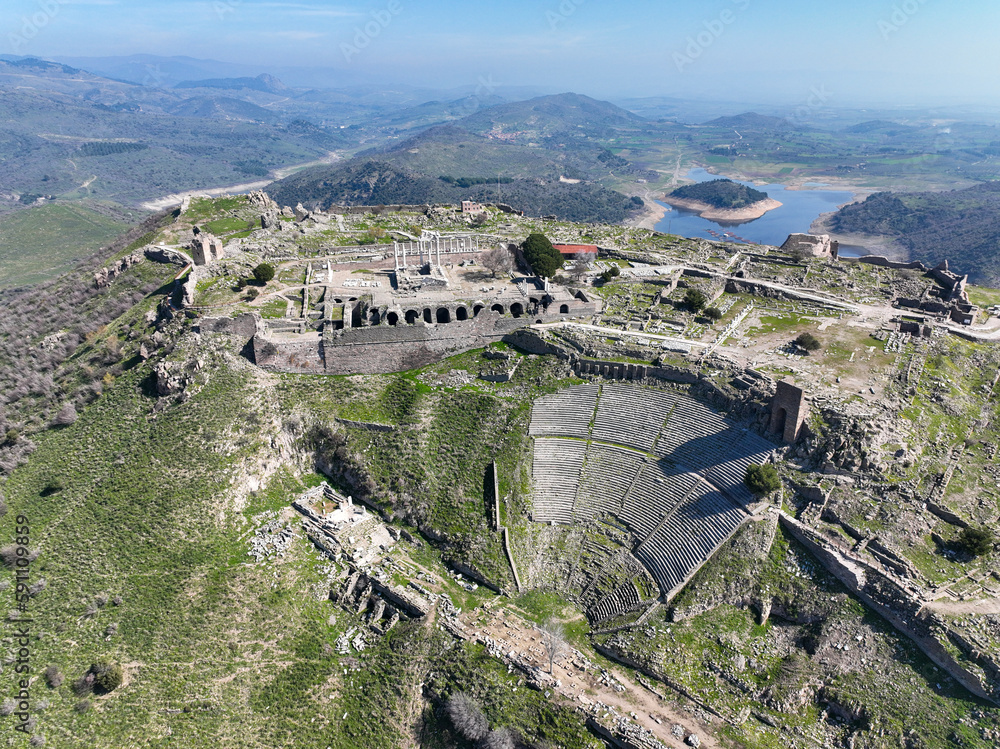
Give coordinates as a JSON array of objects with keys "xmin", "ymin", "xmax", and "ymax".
[{"xmin": 5, "ymin": 0, "xmax": 1000, "ymax": 105}]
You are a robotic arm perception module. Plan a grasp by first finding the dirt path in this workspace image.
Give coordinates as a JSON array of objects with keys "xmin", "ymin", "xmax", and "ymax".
[
  {"xmin": 924, "ymin": 598, "xmax": 1000, "ymax": 616},
  {"xmin": 401, "ymin": 606, "xmax": 437, "ymax": 748},
  {"xmin": 458, "ymin": 607, "xmax": 719, "ymax": 748},
  {"xmin": 140, "ymin": 152, "xmax": 341, "ymax": 211}
]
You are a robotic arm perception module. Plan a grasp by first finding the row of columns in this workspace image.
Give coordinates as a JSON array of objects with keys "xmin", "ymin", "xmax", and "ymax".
[{"xmin": 392, "ymin": 236, "xmax": 481, "ymax": 270}]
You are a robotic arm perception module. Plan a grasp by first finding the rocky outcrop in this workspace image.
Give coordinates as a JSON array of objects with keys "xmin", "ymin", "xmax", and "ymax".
[
  {"xmin": 153, "ymin": 359, "xmax": 195, "ymax": 396},
  {"xmin": 93, "ymin": 251, "xmax": 144, "ymax": 287}
]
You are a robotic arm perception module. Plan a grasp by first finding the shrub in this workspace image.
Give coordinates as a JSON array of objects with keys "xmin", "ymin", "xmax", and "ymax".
[
  {"xmin": 446, "ymin": 692, "xmax": 488, "ymax": 741},
  {"xmin": 90, "ymin": 662, "xmax": 123, "ymax": 694},
  {"xmin": 73, "ymin": 672, "xmax": 95, "ymax": 696},
  {"xmin": 684, "ymin": 288, "xmax": 707, "ymax": 311},
  {"xmin": 245, "ymin": 287, "xmax": 260, "ymax": 301},
  {"xmin": 745, "ymin": 463, "xmax": 781, "ymax": 495},
  {"xmin": 600, "ymin": 265, "xmax": 621, "ymax": 283},
  {"xmin": 252, "ymin": 263, "xmax": 275, "ymax": 284},
  {"xmin": 704, "ymin": 306, "xmax": 723, "ymax": 321},
  {"xmin": 795, "ymin": 332, "xmax": 821, "ymax": 352},
  {"xmin": 52, "ymin": 403, "xmax": 78, "ymax": 426},
  {"xmin": 954, "ymin": 527, "xmax": 995, "ymax": 557},
  {"xmin": 44, "ymin": 666, "xmax": 64, "ymax": 688}
]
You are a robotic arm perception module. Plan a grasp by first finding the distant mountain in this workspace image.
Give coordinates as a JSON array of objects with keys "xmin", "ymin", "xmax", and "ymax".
[
  {"xmin": 0, "ymin": 58, "xmax": 182, "ymax": 110},
  {"xmin": 0, "ymin": 57, "xmax": 82, "ymax": 76},
  {"xmin": 457, "ymin": 92, "xmax": 647, "ymax": 141},
  {"xmin": 828, "ymin": 182, "xmax": 1000, "ymax": 285},
  {"xmin": 704, "ymin": 112, "xmax": 797, "ymax": 131},
  {"xmin": 615, "ymin": 96, "xmax": 767, "ymax": 124},
  {"xmin": 52, "ymin": 54, "xmax": 267, "ymax": 88},
  {"xmin": 263, "ymin": 91, "xmax": 657, "ymax": 223},
  {"xmin": 265, "ymin": 159, "xmax": 643, "ymax": 224},
  {"xmin": 842, "ymin": 120, "xmax": 918, "ymax": 135},
  {"xmin": 175, "ymin": 73, "xmax": 288, "ymax": 94},
  {"xmin": 167, "ymin": 95, "xmax": 279, "ymax": 122},
  {"xmin": 373, "ymin": 94, "xmax": 507, "ymax": 131},
  {"xmin": 360, "ymin": 125, "xmax": 571, "ymax": 180}
]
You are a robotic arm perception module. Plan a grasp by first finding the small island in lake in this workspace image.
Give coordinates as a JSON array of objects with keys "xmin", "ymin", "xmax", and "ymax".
[{"xmin": 663, "ymin": 178, "xmax": 782, "ymax": 221}]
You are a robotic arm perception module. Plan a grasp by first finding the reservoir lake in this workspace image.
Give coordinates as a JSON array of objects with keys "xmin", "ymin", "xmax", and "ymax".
[{"xmin": 655, "ymin": 168, "xmax": 868, "ymax": 257}]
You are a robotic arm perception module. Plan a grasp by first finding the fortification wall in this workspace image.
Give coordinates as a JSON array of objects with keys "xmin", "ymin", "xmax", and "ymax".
[
  {"xmin": 840, "ymin": 255, "xmax": 928, "ymax": 271},
  {"xmin": 254, "ymin": 312, "xmax": 547, "ymax": 375},
  {"xmin": 778, "ymin": 512, "xmax": 998, "ymax": 705}
]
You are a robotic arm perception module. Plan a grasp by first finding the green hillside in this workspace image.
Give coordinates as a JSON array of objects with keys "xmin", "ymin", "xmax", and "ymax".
[
  {"xmin": 669, "ymin": 178, "xmax": 770, "ymax": 209},
  {"xmin": 266, "ymin": 158, "xmax": 644, "ymax": 224},
  {"xmin": 0, "ymin": 203, "xmax": 133, "ymax": 288},
  {"xmin": 829, "ymin": 181, "xmax": 1000, "ymax": 285}
]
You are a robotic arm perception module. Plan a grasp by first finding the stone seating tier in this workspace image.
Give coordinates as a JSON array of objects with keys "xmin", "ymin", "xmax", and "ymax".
[{"xmin": 529, "ymin": 384, "xmax": 767, "ymax": 601}]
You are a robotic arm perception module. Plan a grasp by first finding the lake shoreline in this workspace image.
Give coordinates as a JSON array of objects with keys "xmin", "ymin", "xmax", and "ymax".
[{"xmin": 661, "ymin": 195, "xmax": 783, "ymax": 221}]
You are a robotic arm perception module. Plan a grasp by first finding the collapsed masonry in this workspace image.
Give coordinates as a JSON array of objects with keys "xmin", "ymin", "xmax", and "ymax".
[{"xmin": 293, "ymin": 483, "xmax": 433, "ymax": 635}]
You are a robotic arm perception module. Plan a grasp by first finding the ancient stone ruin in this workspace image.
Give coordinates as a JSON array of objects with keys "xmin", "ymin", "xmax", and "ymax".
[
  {"xmin": 780, "ymin": 233, "xmax": 839, "ymax": 259},
  {"xmin": 769, "ymin": 380, "xmax": 807, "ymax": 442},
  {"xmin": 190, "ymin": 233, "xmax": 225, "ymax": 266}
]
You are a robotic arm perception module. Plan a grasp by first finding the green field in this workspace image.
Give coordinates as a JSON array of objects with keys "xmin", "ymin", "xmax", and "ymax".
[{"xmin": 0, "ymin": 202, "xmax": 133, "ymax": 289}]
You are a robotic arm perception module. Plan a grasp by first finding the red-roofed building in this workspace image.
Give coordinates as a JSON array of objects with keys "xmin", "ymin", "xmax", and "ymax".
[{"xmin": 553, "ymin": 244, "xmax": 598, "ymax": 259}]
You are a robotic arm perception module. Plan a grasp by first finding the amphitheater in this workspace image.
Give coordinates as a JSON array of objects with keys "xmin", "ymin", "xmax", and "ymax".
[{"xmin": 528, "ymin": 383, "xmax": 775, "ymax": 624}]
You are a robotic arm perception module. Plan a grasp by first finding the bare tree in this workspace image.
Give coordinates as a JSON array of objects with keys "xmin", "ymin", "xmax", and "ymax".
[
  {"xmin": 481, "ymin": 727, "xmax": 515, "ymax": 749},
  {"xmin": 52, "ymin": 403, "xmax": 78, "ymax": 426},
  {"xmin": 446, "ymin": 692, "xmax": 488, "ymax": 741},
  {"xmin": 568, "ymin": 260, "xmax": 590, "ymax": 283},
  {"xmin": 541, "ymin": 619, "xmax": 565, "ymax": 674},
  {"xmin": 481, "ymin": 246, "xmax": 513, "ymax": 278}
]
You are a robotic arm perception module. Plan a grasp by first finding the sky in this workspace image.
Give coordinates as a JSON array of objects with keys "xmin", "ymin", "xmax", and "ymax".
[{"xmin": 4, "ymin": 0, "xmax": 1000, "ymax": 106}]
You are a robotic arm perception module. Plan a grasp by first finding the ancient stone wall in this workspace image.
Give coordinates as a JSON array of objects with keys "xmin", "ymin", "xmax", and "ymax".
[
  {"xmin": 779, "ymin": 512, "xmax": 998, "ymax": 705},
  {"xmin": 574, "ymin": 359, "xmax": 700, "ymax": 385},
  {"xmin": 840, "ymin": 255, "xmax": 928, "ymax": 271}
]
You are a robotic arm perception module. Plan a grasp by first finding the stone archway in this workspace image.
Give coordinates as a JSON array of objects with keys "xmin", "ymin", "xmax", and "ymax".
[
  {"xmin": 456, "ymin": 306, "xmax": 469, "ymax": 321},
  {"xmin": 510, "ymin": 302, "xmax": 524, "ymax": 318},
  {"xmin": 423, "ymin": 308, "xmax": 432, "ymax": 323},
  {"xmin": 491, "ymin": 304, "xmax": 504, "ymax": 315},
  {"xmin": 559, "ymin": 304, "xmax": 570, "ymax": 314},
  {"xmin": 436, "ymin": 307, "xmax": 452, "ymax": 324},
  {"xmin": 473, "ymin": 305, "xmax": 484, "ymax": 317},
  {"xmin": 405, "ymin": 310, "xmax": 419, "ymax": 325},
  {"xmin": 387, "ymin": 312, "xmax": 399, "ymax": 326}
]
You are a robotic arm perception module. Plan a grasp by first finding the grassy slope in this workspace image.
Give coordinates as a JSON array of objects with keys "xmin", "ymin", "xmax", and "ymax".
[
  {"xmin": 0, "ymin": 203, "xmax": 131, "ymax": 289},
  {"xmin": 0, "ymin": 306, "xmax": 592, "ymax": 746}
]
